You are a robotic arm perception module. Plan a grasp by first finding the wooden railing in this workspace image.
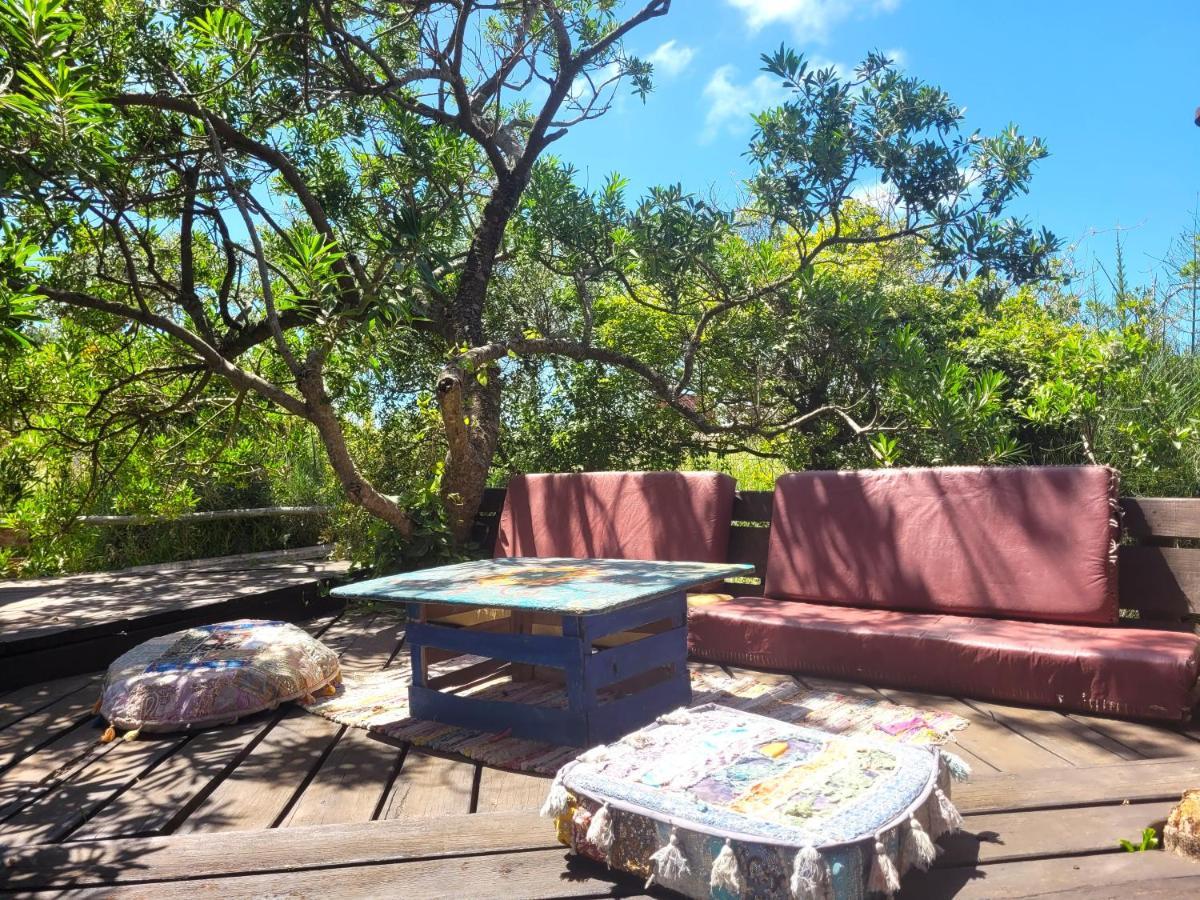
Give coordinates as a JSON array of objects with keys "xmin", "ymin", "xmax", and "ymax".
[{"xmin": 473, "ymin": 487, "xmax": 1200, "ymax": 631}]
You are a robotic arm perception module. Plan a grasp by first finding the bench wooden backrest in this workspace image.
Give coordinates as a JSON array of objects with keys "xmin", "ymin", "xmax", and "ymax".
[{"xmin": 474, "ymin": 487, "xmax": 1200, "ymax": 629}]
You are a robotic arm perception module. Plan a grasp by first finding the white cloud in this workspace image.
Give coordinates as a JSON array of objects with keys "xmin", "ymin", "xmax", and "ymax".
[
  {"xmin": 568, "ymin": 60, "xmax": 621, "ymax": 104},
  {"xmin": 701, "ymin": 65, "xmax": 789, "ymax": 142},
  {"xmin": 726, "ymin": 0, "xmax": 901, "ymax": 40},
  {"xmin": 647, "ymin": 39, "xmax": 696, "ymax": 78},
  {"xmin": 850, "ymin": 180, "xmax": 901, "ymax": 215}
]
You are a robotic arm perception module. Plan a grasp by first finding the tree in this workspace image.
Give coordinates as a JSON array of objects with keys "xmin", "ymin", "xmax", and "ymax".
[
  {"xmin": 2, "ymin": 2, "xmax": 1058, "ymax": 549},
  {"xmin": 503, "ymin": 49, "xmax": 1060, "ymax": 460},
  {"xmin": 0, "ymin": 0, "xmax": 669, "ymax": 540}
]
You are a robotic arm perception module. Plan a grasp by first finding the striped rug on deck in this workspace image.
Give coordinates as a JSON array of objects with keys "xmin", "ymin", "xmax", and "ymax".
[{"xmin": 302, "ymin": 662, "xmax": 969, "ymax": 776}]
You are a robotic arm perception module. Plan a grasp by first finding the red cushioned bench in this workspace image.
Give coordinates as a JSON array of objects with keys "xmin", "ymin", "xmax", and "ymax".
[{"xmin": 688, "ymin": 466, "xmax": 1200, "ymax": 722}]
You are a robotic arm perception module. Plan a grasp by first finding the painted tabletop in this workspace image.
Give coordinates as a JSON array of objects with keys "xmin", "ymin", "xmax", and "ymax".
[{"xmin": 330, "ymin": 557, "xmax": 755, "ymax": 615}]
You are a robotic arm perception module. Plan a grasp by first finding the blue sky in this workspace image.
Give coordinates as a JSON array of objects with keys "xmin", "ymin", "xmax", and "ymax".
[{"xmin": 551, "ymin": 0, "xmax": 1200, "ymax": 291}]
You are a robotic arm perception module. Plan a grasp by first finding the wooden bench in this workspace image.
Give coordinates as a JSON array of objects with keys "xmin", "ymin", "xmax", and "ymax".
[{"xmin": 474, "ymin": 488, "xmax": 1200, "ymax": 632}]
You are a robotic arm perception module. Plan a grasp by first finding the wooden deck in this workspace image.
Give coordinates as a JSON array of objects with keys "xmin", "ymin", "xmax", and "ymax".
[
  {"xmin": 2, "ymin": 610, "xmax": 1200, "ymax": 897},
  {"xmin": 0, "ymin": 550, "xmax": 349, "ymax": 688}
]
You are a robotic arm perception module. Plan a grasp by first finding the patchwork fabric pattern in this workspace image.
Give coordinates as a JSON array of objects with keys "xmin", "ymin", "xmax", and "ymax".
[
  {"xmin": 547, "ymin": 704, "xmax": 966, "ymax": 899},
  {"xmin": 100, "ymin": 619, "xmax": 340, "ymax": 736}
]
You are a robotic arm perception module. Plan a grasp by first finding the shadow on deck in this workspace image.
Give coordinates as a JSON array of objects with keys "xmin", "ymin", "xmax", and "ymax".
[{"xmin": 2, "ymin": 611, "xmax": 1200, "ymax": 898}]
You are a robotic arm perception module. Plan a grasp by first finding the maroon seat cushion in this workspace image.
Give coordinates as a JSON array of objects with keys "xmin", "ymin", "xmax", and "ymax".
[
  {"xmin": 495, "ymin": 471, "xmax": 736, "ymax": 563},
  {"xmin": 764, "ymin": 466, "xmax": 1120, "ymax": 625},
  {"xmin": 688, "ymin": 598, "xmax": 1200, "ymax": 721}
]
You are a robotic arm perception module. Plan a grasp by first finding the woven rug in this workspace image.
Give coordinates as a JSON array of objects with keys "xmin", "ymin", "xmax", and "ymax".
[{"xmin": 302, "ymin": 659, "xmax": 968, "ymax": 776}]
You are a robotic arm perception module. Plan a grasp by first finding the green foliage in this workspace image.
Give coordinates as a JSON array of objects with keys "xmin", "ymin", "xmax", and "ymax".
[
  {"xmin": 1, "ymin": 0, "xmax": 1197, "ymax": 581},
  {"xmin": 1118, "ymin": 827, "xmax": 1159, "ymax": 852}
]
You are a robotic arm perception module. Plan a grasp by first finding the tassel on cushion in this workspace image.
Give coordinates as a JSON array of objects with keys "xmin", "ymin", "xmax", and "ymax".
[
  {"xmin": 585, "ymin": 802, "xmax": 615, "ymax": 863},
  {"xmin": 867, "ymin": 835, "xmax": 901, "ymax": 898},
  {"xmin": 578, "ymin": 745, "xmax": 611, "ymax": 765},
  {"xmin": 122, "ymin": 727, "xmax": 141, "ymax": 742},
  {"xmin": 540, "ymin": 770, "xmax": 571, "ymax": 818},
  {"xmin": 789, "ymin": 845, "xmax": 832, "ymax": 900},
  {"xmin": 710, "ymin": 839, "xmax": 743, "ymax": 894},
  {"xmin": 645, "ymin": 827, "xmax": 690, "ymax": 888},
  {"xmin": 929, "ymin": 787, "xmax": 965, "ymax": 839},
  {"xmin": 942, "ymin": 750, "xmax": 972, "ymax": 782},
  {"xmin": 905, "ymin": 815, "xmax": 938, "ymax": 871},
  {"xmin": 100, "ymin": 724, "xmax": 117, "ymax": 743},
  {"xmin": 657, "ymin": 708, "xmax": 692, "ymax": 725}
]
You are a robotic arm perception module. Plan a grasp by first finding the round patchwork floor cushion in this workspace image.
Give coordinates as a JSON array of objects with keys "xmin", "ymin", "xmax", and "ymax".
[
  {"xmin": 99, "ymin": 619, "xmax": 340, "ymax": 737},
  {"xmin": 543, "ymin": 702, "xmax": 968, "ymax": 899}
]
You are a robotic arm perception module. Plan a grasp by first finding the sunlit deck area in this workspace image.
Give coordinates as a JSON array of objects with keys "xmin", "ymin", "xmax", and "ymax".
[{"xmin": 3, "ymin": 604, "xmax": 1200, "ymax": 898}]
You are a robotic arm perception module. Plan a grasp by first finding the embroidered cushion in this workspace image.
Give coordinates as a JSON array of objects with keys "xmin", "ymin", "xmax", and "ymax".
[
  {"xmin": 543, "ymin": 703, "xmax": 966, "ymax": 899},
  {"xmin": 98, "ymin": 620, "xmax": 340, "ymax": 738}
]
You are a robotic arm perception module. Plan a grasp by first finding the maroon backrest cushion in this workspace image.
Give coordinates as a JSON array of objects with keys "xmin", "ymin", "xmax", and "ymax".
[
  {"xmin": 762, "ymin": 466, "xmax": 1119, "ymax": 625},
  {"xmin": 495, "ymin": 471, "xmax": 736, "ymax": 563}
]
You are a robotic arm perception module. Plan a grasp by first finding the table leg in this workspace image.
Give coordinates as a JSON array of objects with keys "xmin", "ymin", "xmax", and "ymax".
[
  {"xmin": 407, "ymin": 602, "xmax": 428, "ymax": 688},
  {"xmin": 510, "ymin": 610, "xmax": 535, "ymax": 682},
  {"xmin": 562, "ymin": 614, "xmax": 593, "ymax": 719}
]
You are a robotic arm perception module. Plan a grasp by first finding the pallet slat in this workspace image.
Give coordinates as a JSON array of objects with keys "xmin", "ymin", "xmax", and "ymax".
[
  {"xmin": 1121, "ymin": 497, "xmax": 1200, "ymax": 540},
  {"xmin": 1119, "ymin": 545, "xmax": 1200, "ymax": 619}
]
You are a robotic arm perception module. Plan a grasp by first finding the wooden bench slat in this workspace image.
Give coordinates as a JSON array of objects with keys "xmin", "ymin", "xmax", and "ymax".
[
  {"xmin": 1122, "ymin": 497, "xmax": 1200, "ymax": 541},
  {"xmin": 1120, "ymin": 545, "xmax": 1200, "ymax": 619}
]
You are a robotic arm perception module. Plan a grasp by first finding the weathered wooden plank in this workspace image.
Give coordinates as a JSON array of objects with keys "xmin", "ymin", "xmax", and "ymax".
[
  {"xmin": 0, "ymin": 721, "xmax": 109, "ymax": 823},
  {"xmin": 172, "ymin": 709, "xmax": 344, "ymax": 834},
  {"xmin": 274, "ymin": 611, "xmax": 405, "ymax": 829},
  {"xmin": 335, "ymin": 614, "xmax": 406, "ymax": 675},
  {"xmin": 0, "ymin": 562, "xmax": 349, "ymax": 648},
  {"xmin": 874, "ymin": 686, "xmax": 1072, "ymax": 773},
  {"xmin": 731, "ymin": 490, "xmax": 773, "ymax": 523},
  {"xmin": 1122, "ymin": 496, "xmax": 1200, "ymax": 541},
  {"xmin": 69, "ymin": 714, "xmax": 286, "ymax": 840},
  {"xmin": 379, "ymin": 748, "xmax": 475, "ymax": 820},
  {"xmin": 901, "ymin": 845, "xmax": 1200, "ymax": 899},
  {"xmin": 165, "ymin": 612, "xmax": 371, "ymax": 835},
  {"xmin": 0, "ymin": 672, "xmax": 99, "ymax": 733},
  {"xmin": 725, "ymin": 524, "xmax": 770, "ymax": 577},
  {"xmin": 1067, "ymin": 710, "xmax": 1200, "ymax": 758},
  {"xmin": 0, "ymin": 733, "xmax": 187, "ymax": 845},
  {"xmin": 1119, "ymin": 545, "xmax": 1200, "ymax": 618},
  {"xmin": 957, "ymin": 697, "xmax": 1141, "ymax": 765},
  {"xmin": 938, "ymin": 800, "xmax": 1175, "ymax": 868},
  {"xmin": 280, "ymin": 727, "xmax": 400, "ymax": 828},
  {"xmin": 1, "ymin": 811, "xmax": 554, "ymax": 889},
  {"xmin": 957, "ymin": 756, "xmax": 1200, "ymax": 814},
  {"xmin": 474, "ymin": 766, "xmax": 551, "ymax": 814},
  {"xmin": 0, "ymin": 683, "xmax": 103, "ymax": 772},
  {"xmin": 74, "ymin": 847, "xmax": 639, "ymax": 899},
  {"xmin": 479, "ymin": 486, "xmax": 507, "ymax": 515}
]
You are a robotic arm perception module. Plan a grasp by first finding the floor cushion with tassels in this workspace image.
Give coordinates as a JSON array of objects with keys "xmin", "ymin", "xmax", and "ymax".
[
  {"xmin": 543, "ymin": 703, "xmax": 967, "ymax": 899},
  {"xmin": 97, "ymin": 620, "xmax": 340, "ymax": 741}
]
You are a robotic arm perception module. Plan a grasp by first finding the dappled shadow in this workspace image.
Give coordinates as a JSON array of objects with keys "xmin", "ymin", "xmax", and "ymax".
[
  {"xmin": 765, "ymin": 467, "xmax": 1115, "ymax": 622},
  {"xmin": 334, "ymin": 556, "xmax": 746, "ymax": 614},
  {"xmin": 0, "ymin": 833, "xmax": 154, "ymax": 891},
  {"xmin": 0, "ymin": 560, "xmax": 346, "ymax": 646},
  {"xmin": 495, "ymin": 470, "xmax": 737, "ymax": 565}
]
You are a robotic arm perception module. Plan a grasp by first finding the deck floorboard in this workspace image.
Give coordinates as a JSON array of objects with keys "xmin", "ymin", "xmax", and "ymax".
[{"xmin": 2, "ymin": 612, "xmax": 1199, "ymax": 898}]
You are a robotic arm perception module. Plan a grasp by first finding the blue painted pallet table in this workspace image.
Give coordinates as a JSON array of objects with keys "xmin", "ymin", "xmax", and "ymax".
[{"xmin": 330, "ymin": 557, "xmax": 753, "ymax": 746}]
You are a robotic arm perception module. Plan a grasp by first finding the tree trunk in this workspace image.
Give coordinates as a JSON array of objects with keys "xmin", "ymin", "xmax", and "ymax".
[
  {"xmin": 437, "ymin": 365, "xmax": 502, "ymax": 544},
  {"xmin": 436, "ymin": 173, "xmax": 528, "ymax": 544}
]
